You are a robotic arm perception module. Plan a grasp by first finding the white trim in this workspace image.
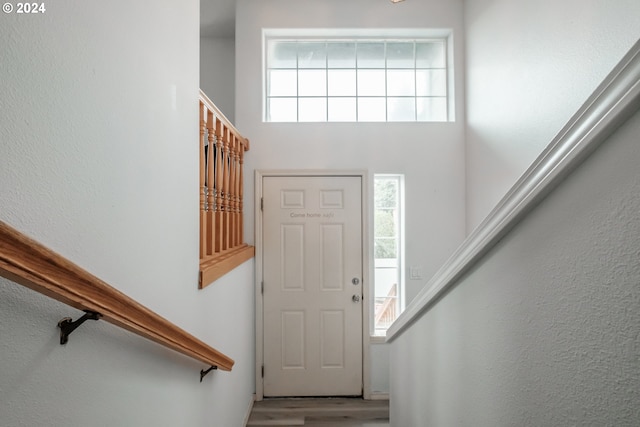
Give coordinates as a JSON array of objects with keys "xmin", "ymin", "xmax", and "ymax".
[
  {"xmin": 369, "ymin": 392, "xmax": 390, "ymax": 401},
  {"xmin": 254, "ymin": 169, "xmax": 372, "ymax": 399},
  {"xmin": 242, "ymin": 394, "xmax": 256, "ymax": 427},
  {"xmin": 369, "ymin": 335, "xmax": 386, "ymax": 345},
  {"xmin": 264, "ymin": 28, "xmax": 452, "ymax": 39},
  {"xmin": 387, "ymin": 40, "xmax": 640, "ymax": 342}
]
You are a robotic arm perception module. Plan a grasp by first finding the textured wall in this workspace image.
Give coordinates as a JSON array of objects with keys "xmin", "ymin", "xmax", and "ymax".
[
  {"xmin": 235, "ymin": 0, "xmax": 467, "ymax": 397},
  {"xmin": 201, "ymin": 37, "xmax": 236, "ymax": 123},
  {"xmin": 0, "ymin": 1, "xmax": 254, "ymax": 425},
  {"xmin": 390, "ymin": 110, "xmax": 640, "ymax": 426},
  {"xmin": 236, "ymin": 0, "xmax": 467, "ymax": 305},
  {"xmin": 464, "ymin": 0, "xmax": 640, "ymax": 232}
]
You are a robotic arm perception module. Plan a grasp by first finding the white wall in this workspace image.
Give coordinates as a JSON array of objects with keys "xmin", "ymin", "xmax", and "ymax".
[
  {"xmin": 0, "ymin": 1, "xmax": 253, "ymax": 426},
  {"xmin": 201, "ymin": 37, "xmax": 236, "ymax": 123},
  {"xmin": 464, "ymin": 0, "xmax": 640, "ymax": 231},
  {"xmin": 390, "ymin": 107, "xmax": 640, "ymax": 426},
  {"xmin": 236, "ymin": 0, "xmax": 467, "ymax": 397}
]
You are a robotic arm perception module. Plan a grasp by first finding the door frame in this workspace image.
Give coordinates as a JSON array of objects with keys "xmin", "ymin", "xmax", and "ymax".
[{"xmin": 255, "ymin": 169, "xmax": 372, "ymax": 401}]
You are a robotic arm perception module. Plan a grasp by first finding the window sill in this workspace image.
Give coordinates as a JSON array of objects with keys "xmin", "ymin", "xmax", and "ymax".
[
  {"xmin": 199, "ymin": 244, "xmax": 255, "ymax": 289},
  {"xmin": 369, "ymin": 335, "xmax": 387, "ymax": 344}
]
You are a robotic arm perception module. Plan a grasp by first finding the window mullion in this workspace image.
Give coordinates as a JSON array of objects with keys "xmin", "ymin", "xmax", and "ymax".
[
  {"xmin": 413, "ymin": 41, "xmax": 418, "ymax": 121},
  {"xmin": 355, "ymin": 40, "xmax": 359, "ymax": 122},
  {"xmin": 325, "ymin": 41, "xmax": 329, "ymax": 122},
  {"xmin": 384, "ymin": 41, "xmax": 388, "ymax": 122}
]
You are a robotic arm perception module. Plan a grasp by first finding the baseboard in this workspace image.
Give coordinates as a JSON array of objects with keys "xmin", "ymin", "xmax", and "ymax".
[
  {"xmin": 242, "ymin": 394, "xmax": 257, "ymax": 427},
  {"xmin": 369, "ymin": 392, "xmax": 389, "ymax": 401}
]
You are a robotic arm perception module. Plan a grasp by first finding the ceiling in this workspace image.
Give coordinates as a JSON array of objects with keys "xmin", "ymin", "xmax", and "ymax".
[{"xmin": 200, "ymin": 0, "xmax": 237, "ymax": 38}]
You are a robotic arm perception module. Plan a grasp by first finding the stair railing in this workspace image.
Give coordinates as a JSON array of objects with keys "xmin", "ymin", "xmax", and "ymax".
[
  {"xmin": 199, "ymin": 90, "xmax": 254, "ymax": 288},
  {"xmin": 0, "ymin": 220, "xmax": 234, "ymax": 378}
]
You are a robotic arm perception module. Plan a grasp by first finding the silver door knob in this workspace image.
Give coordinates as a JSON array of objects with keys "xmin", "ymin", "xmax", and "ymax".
[{"xmin": 352, "ymin": 294, "xmax": 361, "ymax": 302}]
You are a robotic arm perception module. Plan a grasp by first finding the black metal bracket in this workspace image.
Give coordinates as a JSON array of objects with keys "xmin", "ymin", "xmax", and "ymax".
[
  {"xmin": 57, "ymin": 310, "xmax": 102, "ymax": 345},
  {"xmin": 200, "ymin": 365, "xmax": 218, "ymax": 382}
]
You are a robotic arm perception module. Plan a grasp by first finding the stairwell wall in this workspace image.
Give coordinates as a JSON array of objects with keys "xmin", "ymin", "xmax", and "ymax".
[
  {"xmin": 0, "ymin": 1, "xmax": 253, "ymax": 426},
  {"xmin": 464, "ymin": 0, "xmax": 640, "ymax": 231}
]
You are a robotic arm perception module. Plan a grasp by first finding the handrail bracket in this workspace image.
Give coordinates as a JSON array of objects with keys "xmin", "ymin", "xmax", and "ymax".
[
  {"xmin": 58, "ymin": 310, "xmax": 102, "ymax": 345},
  {"xmin": 200, "ymin": 365, "xmax": 218, "ymax": 382}
]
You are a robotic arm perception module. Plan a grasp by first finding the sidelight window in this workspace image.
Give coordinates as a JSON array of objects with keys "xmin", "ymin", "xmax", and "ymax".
[{"xmin": 373, "ymin": 174, "xmax": 404, "ymax": 335}]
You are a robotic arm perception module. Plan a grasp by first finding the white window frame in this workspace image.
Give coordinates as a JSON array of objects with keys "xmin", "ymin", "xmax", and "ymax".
[
  {"xmin": 372, "ymin": 174, "xmax": 405, "ymax": 336},
  {"xmin": 263, "ymin": 29, "xmax": 453, "ymax": 123}
]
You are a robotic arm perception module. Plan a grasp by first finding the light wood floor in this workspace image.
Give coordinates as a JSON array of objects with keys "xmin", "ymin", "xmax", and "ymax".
[{"xmin": 246, "ymin": 398, "xmax": 390, "ymax": 427}]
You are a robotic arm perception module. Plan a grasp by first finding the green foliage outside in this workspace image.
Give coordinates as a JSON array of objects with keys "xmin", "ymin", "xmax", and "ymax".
[{"xmin": 374, "ymin": 178, "xmax": 398, "ymax": 258}]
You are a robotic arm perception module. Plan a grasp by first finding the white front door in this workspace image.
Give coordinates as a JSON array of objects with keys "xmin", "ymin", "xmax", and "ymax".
[{"xmin": 262, "ymin": 175, "xmax": 363, "ymax": 397}]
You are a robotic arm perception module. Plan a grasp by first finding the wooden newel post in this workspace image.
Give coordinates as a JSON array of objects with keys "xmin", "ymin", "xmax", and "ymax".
[
  {"xmin": 230, "ymin": 135, "xmax": 239, "ymax": 248},
  {"xmin": 238, "ymin": 138, "xmax": 247, "ymax": 245}
]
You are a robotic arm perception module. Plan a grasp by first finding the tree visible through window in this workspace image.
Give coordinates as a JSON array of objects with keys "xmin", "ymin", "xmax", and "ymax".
[
  {"xmin": 373, "ymin": 175, "xmax": 403, "ymax": 335},
  {"xmin": 265, "ymin": 37, "xmax": 448, "ymax": 122}
]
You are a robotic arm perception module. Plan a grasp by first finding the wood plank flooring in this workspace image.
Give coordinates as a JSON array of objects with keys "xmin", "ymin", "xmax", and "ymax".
[{"xmin": 246, "ymin": 398, "xmax": 389, "ymax": 427}]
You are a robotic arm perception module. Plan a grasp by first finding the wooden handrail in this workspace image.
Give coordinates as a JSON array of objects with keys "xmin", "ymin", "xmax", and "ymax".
[
  {"xmin": 0, "ymin": 220, "xmax": 234, "ymax": 371},
  {"xmin": 199, "ymin": 89, "xmax": 254, "ymax": 288}
]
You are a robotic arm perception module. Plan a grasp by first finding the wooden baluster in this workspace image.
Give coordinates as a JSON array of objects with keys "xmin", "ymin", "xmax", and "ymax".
[
  {"xmin": 206, "ymin": 109, "xmax": 216, "ymax": 256},
  {"xmin": 199, "ymin": 102, "xmax": 207, "ymax": 260},
  {"xmin": 229, "ymin": 134, "xmax": 238, "ymax": 248},
  {"xmin": 214, "ymin": 118, "xmax": 224, "ymax": 254},
  {"xmin": 233, "ymin": 137, "xmax": 242, "ymax": 247},
  {"xmin": 222, "ymin": 126, "xmax": 231, "ymax": 251}
]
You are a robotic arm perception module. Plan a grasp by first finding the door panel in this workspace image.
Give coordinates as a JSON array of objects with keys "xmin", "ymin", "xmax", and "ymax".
[{"xmin": 263, "ymin": 176, "xmax": 362, "ymax": 397}]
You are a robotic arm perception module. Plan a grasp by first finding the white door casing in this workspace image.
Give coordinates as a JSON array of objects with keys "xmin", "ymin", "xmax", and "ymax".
[{"xmin": 262, "ymin": 175, "xmax": 363, "ymax": 396}]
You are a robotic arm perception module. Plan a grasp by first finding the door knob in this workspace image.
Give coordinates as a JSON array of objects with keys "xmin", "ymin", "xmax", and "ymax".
[{"xmin": 352, "ymin": 294, "xmax": 361, "ymax": 303}]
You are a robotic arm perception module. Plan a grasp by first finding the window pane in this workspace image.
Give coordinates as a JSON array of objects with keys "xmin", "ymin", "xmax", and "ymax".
[
  {"xmin": 268, "ymin": 41, "xmax": 297, "ymax": 68},
  {"xmin": 358, "ymin": 97, "xmax": 386, "ymax": 121},
  {"xmin": 416, "ymin": 69, "xmax": 446, "ymax": 96},
  {"xmin": 327, "ymin": 42, "xmax": 356, "ymax": 68},
  {"xmin": 417, "ymin": 97, "xmax": 447, "ymax": 122},
  {"xmin": 268, "ymin": 70, "xmax": 297, "ymax": 96},
  {"xmin": 298, "ymin": 98, "xmax": 327, "ymax": 122},
  {"xmin": 416, "ymin": 41, "xmax": 445, "ymax": 68},
  {"xmin": 375, "ymin": 210, "xmax": 396, "ymax": 238},
  {"xmin": 357, "ymin": 70, "xmax": 385, "ymax": 96},
  {"xmin": 387, "ymin": 42, "xmax": 414, "ymax": 68},
  {"xmin": 388, "ymin": 97, "xmax": 416, "ymax": 122},
  {"xmin": 328, "ymin": 98, "xmax": 356, "ymax": 122},
  {"xmin": 375, "ymin": 178, "xmax": 398, "ymax": 208},
  {"xmin": 298, "ymin": 70, "xmax": 326, "ymax": 96},
  {"xmin": 374, "ymin": 294, "xmax": 398, "ymax": 333},
  {"xmin": 374, "ymin": 238, "xmax": 397, "ymax": 258},
  {"xmin": 298, "ymin": 42, "xmax": 326, "ymax": 68},
  {"xmin": 357, "ymin": 42, "xmax": 385, "ymax": 68},
  {"xmin": 328, "ymin": 70, "xmax": 356, "ymax": 96},
  {"xmin": 387, "ymin": 70, "xmax": 415, "ymax": 96},
  {"xmin": 374, "ymin": 174, "xmax": 403, "ymax": 335},
  {"xmin": 268, "ymin": 98, "xmax": 297, "ymax": 122}
]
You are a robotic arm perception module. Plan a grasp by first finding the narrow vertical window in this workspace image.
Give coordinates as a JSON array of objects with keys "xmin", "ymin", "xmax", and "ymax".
[{"xmin": 373, "ymin": 174, "xmax": 404, "ymax": 335}]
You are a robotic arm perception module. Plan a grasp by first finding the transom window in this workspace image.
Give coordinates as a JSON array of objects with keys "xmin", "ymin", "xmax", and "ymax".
[{"xmin": 265, "ymin": 37, "xmax": 448, "ymax": 122}]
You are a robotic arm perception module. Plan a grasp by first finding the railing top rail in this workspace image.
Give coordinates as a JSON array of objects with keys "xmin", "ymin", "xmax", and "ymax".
[
  {"xmin": 0, "ymin": 220, "xmax": 235, "ymax": 371},
  {"xmin": 199, "ymin": 89, "xmax": 250, "ymax": 151}
]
